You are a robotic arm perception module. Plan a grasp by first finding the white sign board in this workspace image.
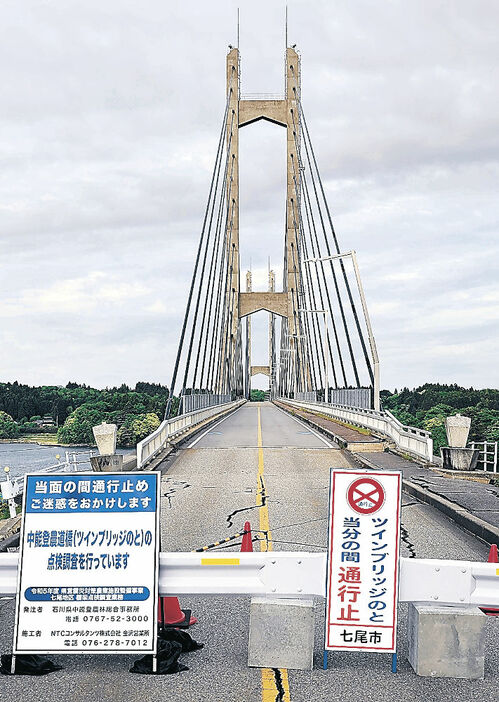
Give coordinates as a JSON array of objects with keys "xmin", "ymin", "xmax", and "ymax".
[
  {"xmin": 13, "ymin": 472, "xmax": 160, "ymax": 655},
  {"xmin": 325, "ymin": 469, "xmax": 401, "ymax": 653}
]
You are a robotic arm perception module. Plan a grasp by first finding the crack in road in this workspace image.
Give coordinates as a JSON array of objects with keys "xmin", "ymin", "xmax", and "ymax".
[
  {"xmin": 162, "ymin": 479, "xmax": 191, "ymax": 508},
  {"xmin": 225, "ymin": 503, "xmax": 259, "ymax": 529},
  {"xmin": 226, "ymin": 476, "xmax": 268, "ymax": 528},
  {"xmin": 272, "ymin": 668, "xmax": 286, "ymax": 702},
  {"xmin": 400, "ymin": 523, "xmax": 417, "ymax": 558}
]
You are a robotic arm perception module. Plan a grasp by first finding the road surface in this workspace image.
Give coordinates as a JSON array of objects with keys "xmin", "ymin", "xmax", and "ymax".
[{"xmin": 1, "ymin": 402, "xmax": 497, "ymax": 701}]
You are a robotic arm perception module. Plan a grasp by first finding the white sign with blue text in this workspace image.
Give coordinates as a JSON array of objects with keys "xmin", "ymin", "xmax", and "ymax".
[{"xmin": 13, "ymin": 472, "xmax": 160, "ymax": 655}]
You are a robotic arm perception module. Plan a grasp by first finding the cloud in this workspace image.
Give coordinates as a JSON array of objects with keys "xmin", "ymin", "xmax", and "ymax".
[{"xmin": 1, "ymin": 0, "xmax": 498, "ymax": 390}]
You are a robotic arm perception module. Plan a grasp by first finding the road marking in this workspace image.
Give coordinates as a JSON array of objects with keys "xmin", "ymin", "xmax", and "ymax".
[
  {"xmin": 262, "ymin": 668, "xmax": 290, "ymax": 702},
  {"xmin": 257, "ymin": 406, "xmax": 271, "ymax": 551},
  {"xmin": 257, "ymin": 406, "xmax": 291, "ymax": 702},
  {"xmin": 200, "ymin": 558, "xmax": 240, "ymax": 566},
  {"xmin": 273, "ymin": 404, "xmax": 336, "ymax": 448},
  {"xmin": 187, "ymin": 406, "xmax": 243, "ymax": 447}
]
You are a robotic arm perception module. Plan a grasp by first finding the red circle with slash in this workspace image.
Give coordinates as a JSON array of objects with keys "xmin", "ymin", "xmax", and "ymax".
[{"xmin": 347, "ymin": 477, "xmax": 385, "ymax": 515}]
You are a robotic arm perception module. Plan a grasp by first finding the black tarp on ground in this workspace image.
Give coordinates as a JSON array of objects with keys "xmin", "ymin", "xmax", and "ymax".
[
  {"xmin": 0, "ymin": 654, "xmax": 63, "ymax": 676},
  {"xmin": 130, "ymin": 629, "xmax": 204, "ymax": 675}
]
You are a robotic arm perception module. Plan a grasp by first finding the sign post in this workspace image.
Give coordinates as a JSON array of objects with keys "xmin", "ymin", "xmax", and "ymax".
[
  {"xmin": 324, "ymin": 469, "xmax": 402, "ymax": 670},
  {"xmin": 12, "ymin": 472, "xmax": 160, "ymax": 669}
]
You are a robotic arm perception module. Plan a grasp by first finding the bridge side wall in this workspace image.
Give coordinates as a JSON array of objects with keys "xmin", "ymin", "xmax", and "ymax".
[{"xmin": 279, "ymin": 399, "xmax": 433, "ymax": 461}]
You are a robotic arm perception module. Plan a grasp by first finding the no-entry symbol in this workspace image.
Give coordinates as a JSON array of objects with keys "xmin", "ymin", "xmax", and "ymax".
[{"xmin": 347, "ymin": 477, "xmax": 385, "ymax": 515}]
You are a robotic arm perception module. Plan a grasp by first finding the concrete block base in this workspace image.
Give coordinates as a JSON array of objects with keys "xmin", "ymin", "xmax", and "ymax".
[
  {"xmin": 441, "ymin": 447, "xmax": 479, "ymax": 471},
  {"xmin": 248, "ymin": 597, "xmax": 314, "ymax": 670},
  {"xmin": 90, "ymin": 454, "xmax": 124, "ymax": 472},
  {"xmin": 408, "ymin": 603, "xmax": 486, "ymax": 678}
]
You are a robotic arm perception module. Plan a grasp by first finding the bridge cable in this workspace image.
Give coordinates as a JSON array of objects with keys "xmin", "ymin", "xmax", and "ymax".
[
  {"xmin": 290, "ymin": 118, "xmax": 344, "ymax": 388},
  {"xmin": 192, "ymin": 111, "xmax": 236, "ymax": 391},
  {"xmin": 180, "ymin": 107, "xmax": 234, "ymax": 398},
  {"xmin": 298, "ymin": 98, "xmax": 374, "ymax": 386},
  {"xmin": 291, "ymin": 107, "xmax": 355, "ymax": 387},
  {"xmin": 165, "ymin": 80, "xmax": 234, "ymax": 417}
]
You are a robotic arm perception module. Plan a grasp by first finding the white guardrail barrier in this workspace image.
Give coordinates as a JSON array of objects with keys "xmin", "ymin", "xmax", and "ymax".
[
  {"xmin": 280, "ymin": 399, "xmax": 433, "ymax": 461},
  {"xmin": 136, "ymin": 399, "xmax": 245, "ymax": 470},
  {"xmin": 0, "ymin": 552, "xmax": 497, "ymax": 607}
]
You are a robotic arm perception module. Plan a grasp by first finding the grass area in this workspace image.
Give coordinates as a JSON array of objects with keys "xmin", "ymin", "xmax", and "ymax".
[
  {"xmin": 2, "ymin": 433, "xmax": 64, "ymax": 445},
  {"xmin": 315, "ymin": 412, "xmax": 372, "ymax": 435}
]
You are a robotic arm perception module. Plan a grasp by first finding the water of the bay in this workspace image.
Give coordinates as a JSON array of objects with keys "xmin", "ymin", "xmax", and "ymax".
[{"xmin": 0, "ymin": 443, "xmax": 135, "ymax": 480}]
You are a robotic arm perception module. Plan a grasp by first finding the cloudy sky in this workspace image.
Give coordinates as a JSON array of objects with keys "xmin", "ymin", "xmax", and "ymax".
[{"xmin": 1, "ymin": 0, "xmax": 498, "ymax": 391}]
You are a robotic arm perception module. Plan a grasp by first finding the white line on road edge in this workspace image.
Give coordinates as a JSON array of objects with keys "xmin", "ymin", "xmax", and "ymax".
[
  {"xmin": 273, "ymin": 405, "xmax": 336, "ymax": 448},
  {"xmin": 187, "ymin": 405, "xmax": 244, "ymax": 448}
]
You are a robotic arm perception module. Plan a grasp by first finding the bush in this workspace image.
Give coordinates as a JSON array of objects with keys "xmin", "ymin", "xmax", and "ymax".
[{"xmin": 117, "ymin": 413, "xmax": 161, "ymax": 447}]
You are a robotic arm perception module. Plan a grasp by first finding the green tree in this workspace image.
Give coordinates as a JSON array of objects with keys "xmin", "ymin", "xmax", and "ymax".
[
  {"xmin": 57, "ymin": 405, "xmax": 108, "ymax": 445},
  {"xmin": 0, "ymin": 411, "xmax": 19, "ymax": 439},
  {"xmin": 117, "ymin": 413, "xmax": 161, "ymax": 447},
  {"xmin": 250, "ymin": 390, "xmax": 266, "ymax": 402}
]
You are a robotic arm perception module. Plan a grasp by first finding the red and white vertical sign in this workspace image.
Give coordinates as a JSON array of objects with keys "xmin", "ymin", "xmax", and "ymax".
[{"xmin": 325, "ymin": 469, "xmax": 402, "ymax": 653}]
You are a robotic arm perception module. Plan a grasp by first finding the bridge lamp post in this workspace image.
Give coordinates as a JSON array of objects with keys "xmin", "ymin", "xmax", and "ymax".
[
  {"xmin": 297, "ymin": 309, "xmax": 329, "ymax": 402},
  {"xmin": 303, "ymin": 251, "xmax": 380, "ymax": 412}
]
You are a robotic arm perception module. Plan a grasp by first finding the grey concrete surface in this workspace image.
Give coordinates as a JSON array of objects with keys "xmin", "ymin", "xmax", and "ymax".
[
  {"xmin": 248, "ymin": 598, "xmax": 315, "ymax": 670},
  {"xmin": 407, "ymin": 603, "xmax": 486, "ymax": 679},
  {"xmin": 354, "ymin": 449, "xmax": 499, "ymax": 531},
  {"xmin": 1, "ymin": 402, "xmax": 497, "ymax": 702},
  {"xmin": 189, "ymin": 402, "xmax": 336, "ymax": 449}
]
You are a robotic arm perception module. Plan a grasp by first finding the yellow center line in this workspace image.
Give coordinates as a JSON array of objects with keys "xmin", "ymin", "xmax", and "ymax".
[{"xmin": 257, "ymin": 405, "xmax": 291, "ymax": 702}]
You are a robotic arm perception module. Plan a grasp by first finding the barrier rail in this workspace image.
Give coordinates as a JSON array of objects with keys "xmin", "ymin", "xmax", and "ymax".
[
  {"xmin": 181, "ymin": 393, "xmax": 231, "ymax": 414},
  {"xmin": 1, "ymin": 552, "xmax": 497, "ymax": 607},
  {"xmin": 470, "ymin": 441, "xmax": 498, "ymax": 473},
  {"xmin": 136, "ymin": 399, "xmax": 245, "ymax": 470},
  {"xmin": 0, "ymin": 451, "xmax": 95, "ymax": 517},
  {"xmin": 279, "ymin": 398, "xmax": 433, "ymax": 461}
]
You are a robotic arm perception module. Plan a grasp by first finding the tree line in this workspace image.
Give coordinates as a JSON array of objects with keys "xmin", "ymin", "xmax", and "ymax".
[
  {"xmin": 381, "ymin": 383, "xmax": 499, "ymax": 451},
  {"xmin": 0, "ymin": 381, "xmax": 179, "ymax": 447}
]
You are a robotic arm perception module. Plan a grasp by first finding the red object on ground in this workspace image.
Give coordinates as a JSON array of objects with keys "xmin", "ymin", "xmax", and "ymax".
[
  {"xmin": 158, "ymin": 597, "xmax": 198, "ymax": 627},
  {"xmin": 480, "ymin": 544, "xmax": 499, "ymax": 616},
  {"xmin": 241, "ymin": 521, "xmax": 253, "ymax": 552}
]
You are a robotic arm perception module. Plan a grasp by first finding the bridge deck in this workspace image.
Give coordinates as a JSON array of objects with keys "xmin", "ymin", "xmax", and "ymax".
[{"xmin": 1, "ymin": 402, "xmax": 497, "ymax": 701}]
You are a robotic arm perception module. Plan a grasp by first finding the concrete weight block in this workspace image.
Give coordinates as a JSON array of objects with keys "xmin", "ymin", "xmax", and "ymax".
[
  {"xmin": 408, "ymin": 603, "xmax": 486, "ymax": 678},
  {"xmin": 92, "ymin": 422, "xmax": 117, "ymax": 456},
  {"xmin": 248, "ymin": 597, "xmax": 315, "ymax": 670},
  {"xmin": 445, "ymin": 414, "xmax": 471, "ymax": 448}
]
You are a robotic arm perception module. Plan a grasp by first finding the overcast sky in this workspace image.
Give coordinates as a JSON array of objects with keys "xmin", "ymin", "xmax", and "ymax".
[{"xmin": 1, "ymin": 0, "xmax": 498, "ymax": 391}]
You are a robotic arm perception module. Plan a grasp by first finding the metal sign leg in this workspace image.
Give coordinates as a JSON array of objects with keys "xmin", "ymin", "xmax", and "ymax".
[
  {"xmin": 391, "ymin": 652, "xmax": 397, "ymax": 673},
  {"xmin": 10, "ymin": 654, "xmax": 16, "ymax": 675},
  {"xmin": 323, "ymin": 650, "xmax": 328, "ymax": 670},
  {"xmin": 152, "ymin": 654, "xmax": 158, "ymax": 674}
]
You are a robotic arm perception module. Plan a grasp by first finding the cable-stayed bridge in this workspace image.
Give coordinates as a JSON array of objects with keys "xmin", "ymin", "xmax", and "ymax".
[
  {"xmin": 166, "ymin": 46, "xmax": 379, "ymax": 420},
  {"xmin": 2, "ymin": 43, "xmax": 498, "ymax": 702}
]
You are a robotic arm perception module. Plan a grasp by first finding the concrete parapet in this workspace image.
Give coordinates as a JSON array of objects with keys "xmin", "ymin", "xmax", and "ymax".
[
  {"xmin": 92, "ymin": 422, "xmax": 117, "ymax": 456},
  {"xmin": 248, "ymin": 597, "xmax": 315, "ymax": 670},
  {"xmin": 445, "ymin": 414, "xmax": 471, "ymax": 448},
  {"xmin": 407, "ymin": 603, "xmax": 486, "ymax": 678}
]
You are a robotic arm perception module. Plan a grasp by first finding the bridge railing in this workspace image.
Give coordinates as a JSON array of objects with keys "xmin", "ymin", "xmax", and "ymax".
[
  {"xmin": 136, "ymin": 399, "xmax": 244, "ymax": 470},
  {"xmin": 278, "ymin": 398, "xmax": 433, "ymax": 461},
  {"xmin": 1, "ymin": 551, "xmax": 497, "ymax": 607}
]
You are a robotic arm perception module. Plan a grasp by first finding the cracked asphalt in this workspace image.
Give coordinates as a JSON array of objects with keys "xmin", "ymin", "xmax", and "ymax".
[{"xmin": 1, "ymin": 402, "xmax": 497, "ymax": 702}]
